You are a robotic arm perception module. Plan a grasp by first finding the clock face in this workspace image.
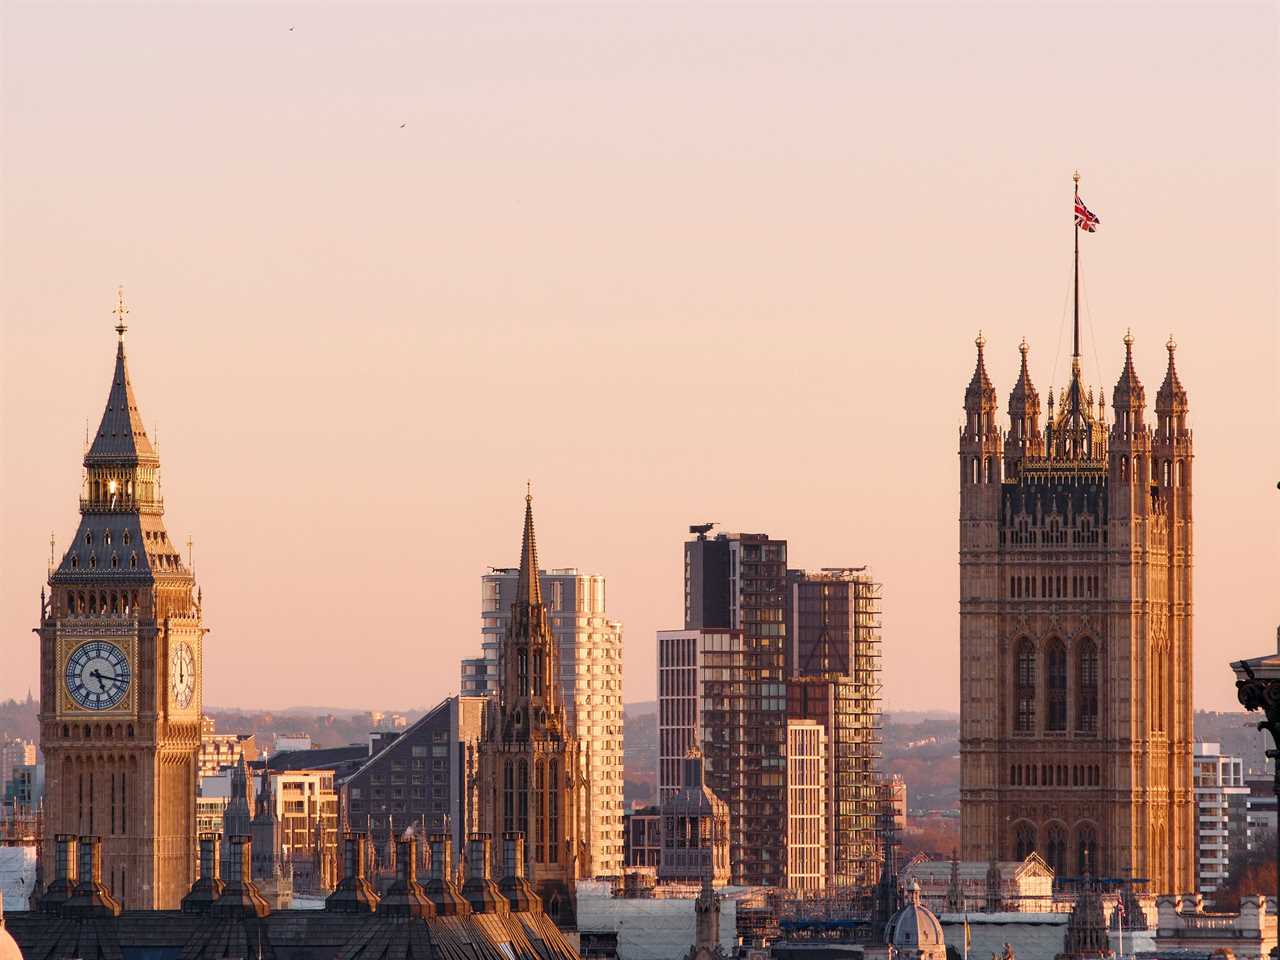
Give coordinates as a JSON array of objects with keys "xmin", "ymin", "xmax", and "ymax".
[
  {"xmin": 170, "ymin": 641, "xmax": 195, "ymax": 709},
  {"xmin": 65, "ymin": 641, "xmax": 132, "ymax": 711}
]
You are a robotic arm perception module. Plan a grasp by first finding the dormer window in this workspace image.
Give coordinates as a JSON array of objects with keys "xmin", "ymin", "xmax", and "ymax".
[
  {"xmin": 110, "ymin": 554, "xmax": 119, "ymax": 569},
  {"xmin": 85, "ymin": 531, "xmax": 93, "ymax": 546},
  {"xmin": 123, "ymin": 530, "xmax": 131, "ymax": 546},
  {"xmin": 88, "ymin": 554, "xmax": 97, "ymax": 569},
  {"xmin": 129, "ymin": 552, "xmax": 138, "ymax": 570},
  {"xmin": 71, "ymin": 555, "xmax": 79, "ymax": 569},
  {"xmin": 104, "ymin": 530, "xmax": 112, "ymax": 546}
]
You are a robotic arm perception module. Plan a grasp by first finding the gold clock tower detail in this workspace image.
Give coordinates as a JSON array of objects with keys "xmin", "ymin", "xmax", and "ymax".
[{"xmin": 37, "ymin": 293, "xmax": 204, "ymax": 909}]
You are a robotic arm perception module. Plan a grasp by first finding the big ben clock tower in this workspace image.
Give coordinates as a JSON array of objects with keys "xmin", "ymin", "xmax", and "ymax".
[{"xmin": 37, "ymin": 293, "xmax": 204, "ymax": 909}]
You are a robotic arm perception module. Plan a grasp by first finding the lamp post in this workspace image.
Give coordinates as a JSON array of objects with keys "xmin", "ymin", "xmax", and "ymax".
[{"xmin": 1231, "ymin": 629, "xmax": 1280, "ymax": 960}]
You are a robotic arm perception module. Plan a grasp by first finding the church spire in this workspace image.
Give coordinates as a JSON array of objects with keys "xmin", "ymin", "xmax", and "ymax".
[{"xmin": 515, "ymin": 486, "xmax": 543, "ymax": 609}]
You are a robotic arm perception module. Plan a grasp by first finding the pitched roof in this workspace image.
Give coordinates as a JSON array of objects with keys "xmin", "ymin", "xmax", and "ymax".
[{"xmin": 86, "ymin": 333, "xmax": 157, "ymax": 465}]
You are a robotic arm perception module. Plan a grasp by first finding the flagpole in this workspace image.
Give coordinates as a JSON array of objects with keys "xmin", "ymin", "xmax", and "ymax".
[{"xmin": 1073, "ymin": 170, "xmax": 1081, "ymax": 363}]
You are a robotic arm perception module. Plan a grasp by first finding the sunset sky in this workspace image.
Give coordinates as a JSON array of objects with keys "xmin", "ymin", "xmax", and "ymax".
[{"xmin": 2, "ymin": 2, "xmax": 1276, "ymax": 713}]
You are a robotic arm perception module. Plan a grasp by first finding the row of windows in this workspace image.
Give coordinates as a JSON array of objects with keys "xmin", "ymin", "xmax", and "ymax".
[
  {"xmin": 65, "ymin": 589, "xmax": 141, "ymax": 616},
  {"xmin": 1014, "ymin": 638, "xmax": 1099, "ymax": 734},
  {"xmin": 1009, "ymin": 574, "xmax": 1101, "ymax": 600},
  {"xmin": 60, "ymin": 722, "xmax": 135, "ymax": 739},
  {"xmin": 1010, "ymin": 763, "xmax": 1101, "ymax": 787}
]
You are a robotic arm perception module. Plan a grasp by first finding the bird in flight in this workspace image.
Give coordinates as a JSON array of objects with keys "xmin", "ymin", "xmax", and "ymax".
[{"xmin": 400, "ymin": 122, "xmax": 407, "ymax": 128}]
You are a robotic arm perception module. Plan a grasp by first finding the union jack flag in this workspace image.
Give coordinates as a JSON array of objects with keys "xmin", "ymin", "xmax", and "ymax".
[{"xmin": 1075, "ymin": 195, "xmax": 1100, "ymax": 232}]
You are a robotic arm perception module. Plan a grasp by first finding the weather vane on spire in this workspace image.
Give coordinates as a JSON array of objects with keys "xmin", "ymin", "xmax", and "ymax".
[{"xmin": 113, "ymin": 286, "xmax": 129, "ymax": 340}]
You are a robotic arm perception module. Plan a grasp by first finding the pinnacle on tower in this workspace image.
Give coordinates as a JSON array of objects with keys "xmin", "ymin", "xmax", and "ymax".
[
  {"xmin": 515, "ymin": 487, "xmax": 543, "ymax": 609},
  {"xmin": 1156, "ymin": 335, "xmax": 1188, "ymax": 413},
  {"xmin": 1112, "ymin": 330, "xmax": 1146, "ymax": 427},
  {"xmin": 1008, "ymin": 338, "xmax": 1041, "ymax": 418},
  {"xmin": 964, "ymin": 331, "xmax": 997, "ymax": 413}
]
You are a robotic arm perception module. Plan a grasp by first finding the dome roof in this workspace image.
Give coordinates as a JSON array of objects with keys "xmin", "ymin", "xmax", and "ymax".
[
  {"xmin": 886, "ymin": 880, "xmax": 945, "ymax": 950},
  {"xmin": 0, "ymin": 922, "xmax": 23, "ymax": 960}
]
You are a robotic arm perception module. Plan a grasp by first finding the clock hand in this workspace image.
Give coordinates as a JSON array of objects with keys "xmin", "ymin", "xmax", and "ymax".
[{"xmin": 90, "ymin": 668, "xmax": 116, "ymax": 689}]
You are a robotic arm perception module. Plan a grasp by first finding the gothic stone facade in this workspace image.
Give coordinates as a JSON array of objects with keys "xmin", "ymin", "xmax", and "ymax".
[
  {"xmin": 477, "ymin": 494, "xmax": 587, "ymax": 927},
  {"xmin": 959, "ymin": 332, "xmax": 1194, "ymax": 895},
  {"xmin": 37, "ymin": 307, "xmax": 204, "ymax": 908}
]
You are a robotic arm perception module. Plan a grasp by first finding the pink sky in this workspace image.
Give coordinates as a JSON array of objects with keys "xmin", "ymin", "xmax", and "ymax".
[{"xmin": 2, "ymin": 3, "xmax": 1276, "ymax": 713}]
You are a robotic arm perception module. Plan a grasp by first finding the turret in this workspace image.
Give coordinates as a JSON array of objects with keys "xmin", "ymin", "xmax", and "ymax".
[
  {"xmin": 1155, "ymin": 336, "xmax": 1189, "ymax": 441},
  {"xmin": 961, "ymin": 331, "xmax": 1002, "ymax": 484},
  {"xmin": 1005, "ymin": 338, "xmax": 1044, "ymax": 479},
  {"xmin": 1153, "ymin": 336, "xmax": 1192, "ymax": 508},
  {"xmin": 1109, "ymin": 332, "xmax": 1152, "ymax": 517}
]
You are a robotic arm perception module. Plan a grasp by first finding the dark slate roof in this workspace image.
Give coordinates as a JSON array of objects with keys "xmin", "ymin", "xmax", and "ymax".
[
  {"xmin": 343, "ymin": 700, "xmax": 451, "ymax": 786},
  {"xmin": 87, "ymin": 339, "xmax": 157, "ymax": 466},
  {"xmin": 7, "ymin": 907, "xmax": 581, "ymax": 960},
  {"xmin": 266, "ymin": 746, "xmax": 369, "ymax": 775}
]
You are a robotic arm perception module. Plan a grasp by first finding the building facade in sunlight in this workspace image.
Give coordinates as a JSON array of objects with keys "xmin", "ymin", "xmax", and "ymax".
[
  {"xmin": 477, "ymin": 494, "xmax": 587, "ymax": 927},
  {"xmin": 958, "ymin": 324, "xmax": 1195, "ymax": 894},
  {"xmin": 37, "ymin": 298, "xmax": 204, "ymax": 908},
  {"xmin": 463, "ymin": 567, "xmax": 624, "ymax": 878}
]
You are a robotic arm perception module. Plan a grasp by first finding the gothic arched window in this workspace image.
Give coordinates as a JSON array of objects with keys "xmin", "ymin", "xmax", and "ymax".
[
  {"xmin": 1045, "ymin": 823, "xmax": 1067, "ymax": 875},
  {"xmin": 1015, "ymin": 640, "xmax": 1036, "ymax": 733},
  {"xmin": 548, "ymin": 763, "xmax": 561, "ymax": 862},
  {"xmin": 517, "ymin": 759, "xmax": 530, "ymax": 840},
  {"xmin": 535, "ymin": 761, "xmax": 546, "ymax": 863},
  {"xmin": 502, "ymin": 761, "xmax": 514, "ymax": 834},
  {"xmin": 1014, "ymin": 821, "xmax": 1036, "ymax": 860},
  {"xmin": 1046, "ymin": 639, "xmax": 1067, "ymax": 731},
  {"xmin": 1077, "ymin": 639, "xmax": 1099, "ymax": 733},
  {"xmin": 1076, "ymin": 823, "xmax": 1098, "ymax": 875}
]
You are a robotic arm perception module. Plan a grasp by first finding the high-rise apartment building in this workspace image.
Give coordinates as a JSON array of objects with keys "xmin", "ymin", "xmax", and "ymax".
[
  {"xmin": 683, "ymin": 529, "xmax": 788, "ymax": 887},
  {"xmin": 1193, "ymin": 743, "xmax": 1248, "ymax": 896},
  {"xmin": 958, "ymin": 316, "xmax": 1195, "ymax": 887},
  {"xmin": 656, "ymin": 629, "xmax": 743, "ymax": 804},
  {"xmin": 38, "ymin": 301, "xmax": 204, "ymax": 908},
  {"xmin": 463, "ymin": 565, "xmax": 624, "ymax": 877},
  {"xmin": 785, "ymin": 719, "xmax": 827, "ymax": 892},
  {"xmin": 785, "ymin": 568, "xmax": 883, "ymax": 889}
]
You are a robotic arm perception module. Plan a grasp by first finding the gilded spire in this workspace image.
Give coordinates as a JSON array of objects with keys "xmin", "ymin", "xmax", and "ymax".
[
  {"xmin": 113, "ymin": 286, "xmax": 129, "ymax": 344},
  {"xmin": 515, "ymin": 488, "xmax": 542, "ymax": 609}
]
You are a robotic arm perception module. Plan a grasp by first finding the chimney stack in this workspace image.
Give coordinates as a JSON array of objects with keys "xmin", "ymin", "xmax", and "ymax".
[
  {"xmin": 64, "ymin": 836, "xmax": 121, "ymax": 917},
  {"xmin": 182, "ymin": 832, "xmax": 226, "ymax": 914},
  {"xmin": 211, "ymin": 835, "xmax": 270, "ymax": 918},
  {"xmin": 379, "ymin": 834, "xmax": 433, "ymax": 918},
  {"xmin": 461, "ymin": 833, "xmax": 508, "ymax": 914},
  {"xmin": 325, "ymin": 832, "xmax": 379, "ymax": 913},
  {"xmin": 498, "ymin": 831, "xmax": 541, "ymax": 913},
  {"xmin": 423, "ymin": 832, "xmax": 470, "ymax": 916},
  {"xmin": 40, "ymin": 835, "xmax": 78, "ymax": 912}
]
